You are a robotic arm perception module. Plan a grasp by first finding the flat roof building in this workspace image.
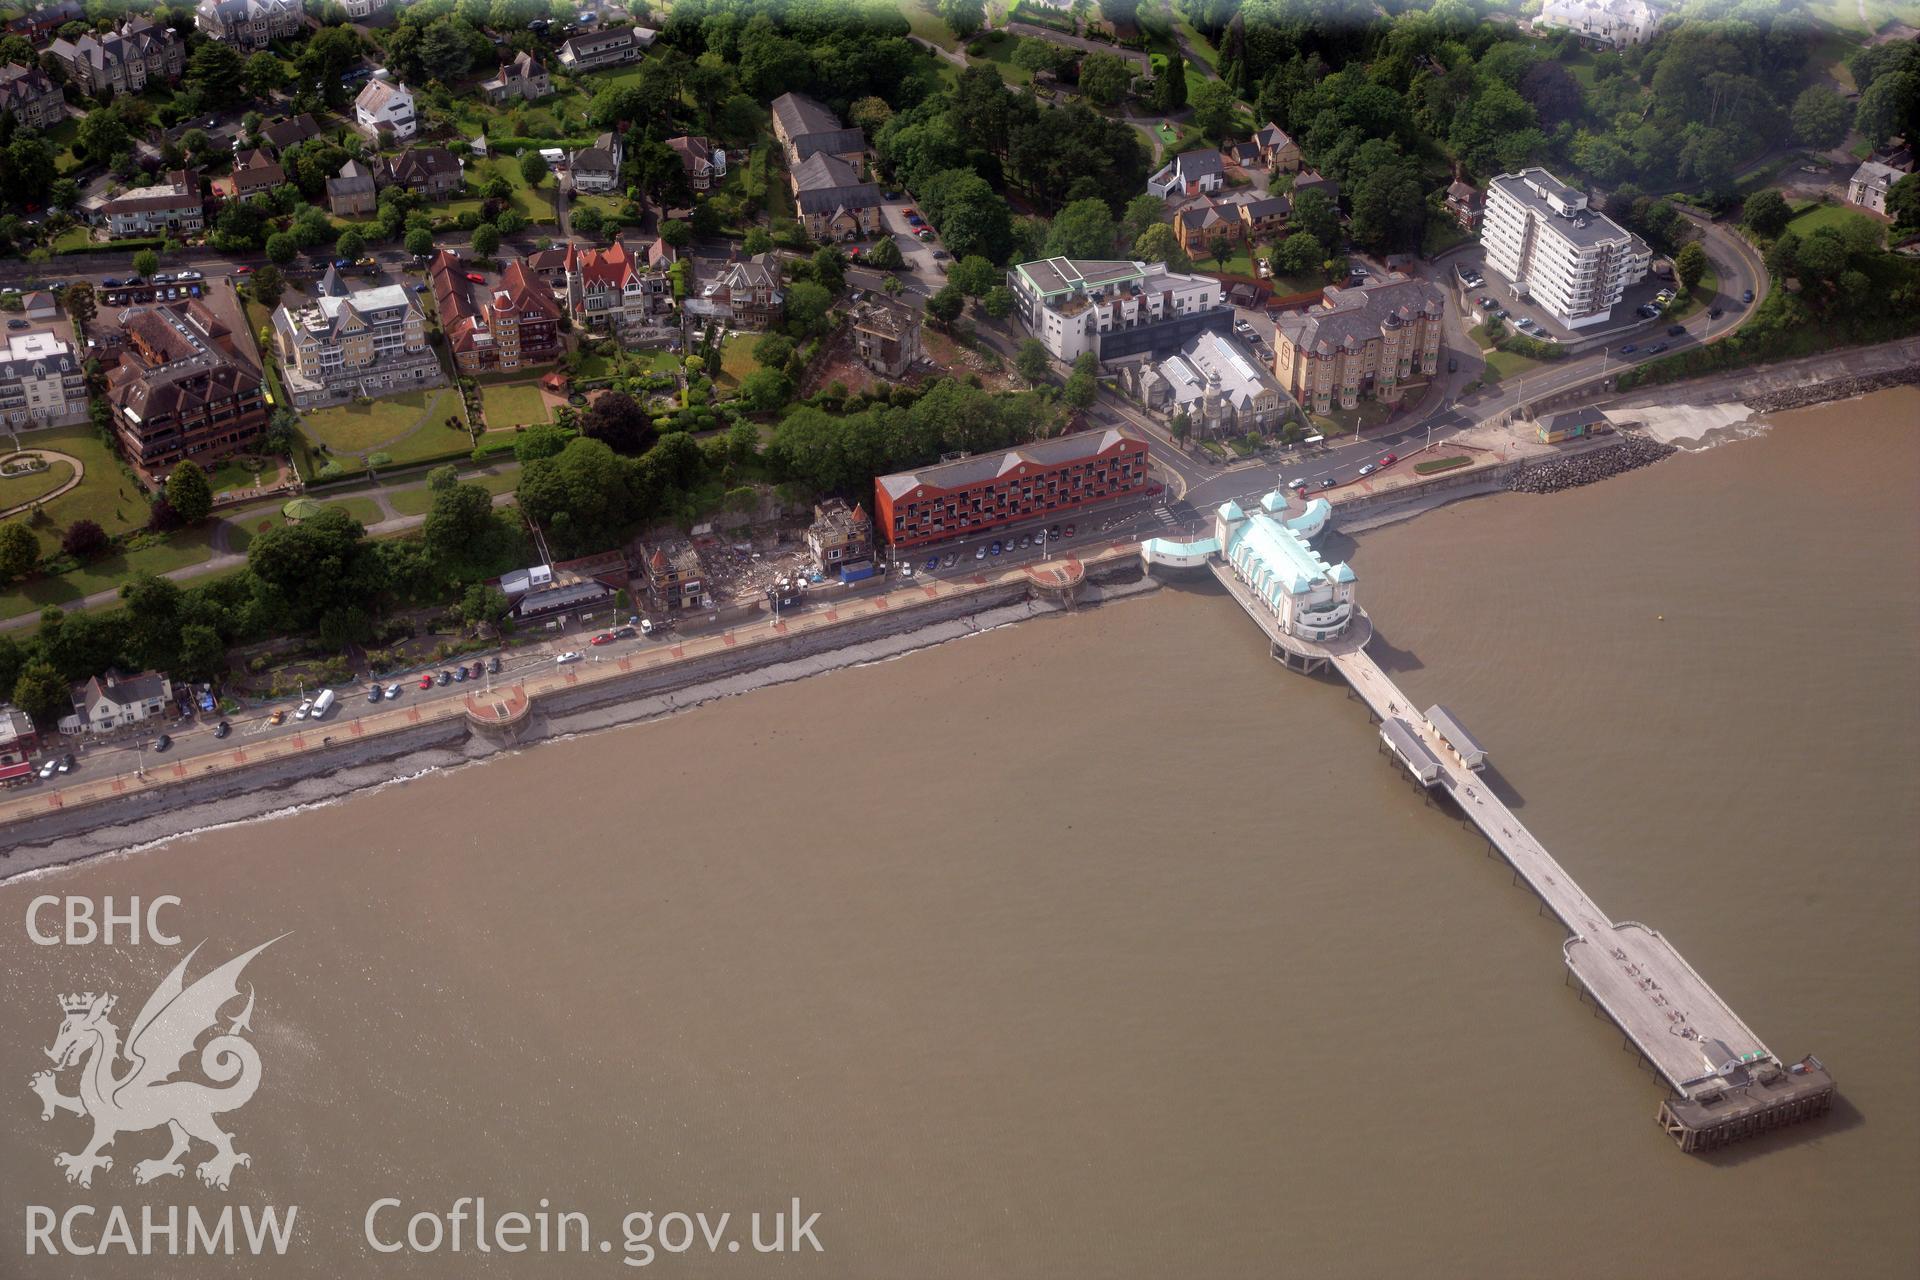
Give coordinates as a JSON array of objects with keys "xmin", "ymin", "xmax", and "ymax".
[
  {"xmin": 875, "ymin": 427, "xmax": 1149, "ymax": 549},
  {"xmin": 1481, "ymin": 167, "xmax": 1650, "ymax": 329},
  {"xmin": 1008, "ymin": 257, "xmax": 1227, "ymax": 364}
]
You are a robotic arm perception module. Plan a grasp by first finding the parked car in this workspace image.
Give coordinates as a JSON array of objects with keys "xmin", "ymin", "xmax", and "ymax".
[
  {"xmin": 1048, "ymin": 524, "xmax": 1062, "ymax": 538},
  {"xmin": 925, "ymin": 556, "xmax": 939, "ymax": 571},
  {"xmin": 942, "ymin": 552, "xmax": 958, "ymax": 567},
  {"xmin": 899, "ymin": 562, "xmax": 914, "ymax": 578},
  {"xmin": 385, "ymin": 683, "xmax": 401, "ymax": 698},
  {"xmin": 214, "ymin": 721, "xmax": 231, "ymax": 739},
  {"xmin": 453, "ymin": 666, "xmax": 467, "ymax": 681},
  {"xmin": 270, "ymin": 709, "xmax": 287, "ymax": 725},
  {"xmin": 989, "ymin": 541, "xmax": 1002, "ymax": 555},
  {"xmin": 1645, "ymin": 342, "xmax": 1668, "ymax": 354},
  {"xmin": 1708, "ymin": 307, "xmax": 1724, "ymax": 319},
  {"xmin": 639, "ymin": 619, "xmax": 654, "ymax": 635},
  {"xmin": 1667, "ymin": 324, "xmax": 1686, "ymax": 337},
  {"xmin": 419, "ymin": 675, "xmax": 434, "ymax": 689},
  {"xmin": 1064, "ymin": 524, "xmax": 1076, "ymax": 537},
  {"xmin": 153, "ymin": 734, "xmax": 172, "ymax": 752},
  {"xmin": 1620, "ymin": 344, "xmax": 1637, "ymax": 354},
  {"xmin": 437, "ymin": 670, "xmax": 451, "ymax": 686},
  {"xmin": 470, "ymin": 662, "xmax": 485, "ymax": 679},
  {"xmin": 590, "ymin": 632, "xmax": 614, "ymax": 645},
  {"xmin": 61, "ymin": 753, "xmax": 75, "ymax": 771},
  {"xmin": 38, "ymin": 759, "xmax": 57, "ymax": 779},
  {"xmin": 6, "ymin": 318, "xmax": 27, "ymax": 330},
  {"xmin": 1287, "ymin": 477, "xmax": 1308, "ymax": 491},
  {"xmin": 487, "ymin": 656, "xmax": 502, "ymax": 674},
  {"xmin": 367, "ymin": 684, "xmax": 383, "ymax": 702},
  {"xmin": 555, "ymin": 651, "xmax": 582, "ymax": 664},
  {"xmin": 295, "ymin": 697, "xmax": 314, "ymax": 720},
  {"xmin": 917, "ymin": 228, "xmax": 933, "ymax": 240},
  {"xmin": 1378, "ymin": 453, "xmax": 1397, "ymax": 467},
  {"xmin": 1357, "ymin": 463, "xmax": 1377, "ymax": 477},
  {"xmin": 932, "ymin": 250, "xmax": 949, "ymax": 260},
  {"xmin": 974, "ymin": 545, "xmax": 987, "ymax": 560}
]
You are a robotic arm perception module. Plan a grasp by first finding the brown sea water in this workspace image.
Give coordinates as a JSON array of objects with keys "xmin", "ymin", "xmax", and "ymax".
[{"xmin": 2, "ymin": 389, "xmax": 1916, "ymax": 1278}]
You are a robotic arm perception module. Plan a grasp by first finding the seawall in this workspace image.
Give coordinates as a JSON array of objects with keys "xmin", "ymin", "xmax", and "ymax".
[{"xmin": 0, "ymin": 558, "xmax": 1145, "ymax": 877}]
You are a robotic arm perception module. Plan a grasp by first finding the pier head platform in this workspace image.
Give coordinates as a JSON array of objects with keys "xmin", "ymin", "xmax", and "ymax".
[{"xmin": 1145, "ymin": 491, "xmax": 1833, "ymax": 1153}]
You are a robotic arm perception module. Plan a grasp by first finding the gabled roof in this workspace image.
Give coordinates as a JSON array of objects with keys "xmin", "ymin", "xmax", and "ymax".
[
  {"xmin": 261, "ymin": 113, "xmax": 322, "ymax": 152},
  {"xmin": 389, "ymin": 146, "xmax": 461, "ymax": 186}
]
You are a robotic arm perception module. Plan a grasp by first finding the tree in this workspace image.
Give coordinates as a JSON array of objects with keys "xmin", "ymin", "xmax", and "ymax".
[
  {"xmin": 1349, "ymin": 160, "xmax": 1427, "ymax": 253},
  {"xmin": 1156, "ymin": 46, "xmax": 1188, "ymax": 114},
  {"xmin": 579, "ymin": 390, "xmax": 655, "ymax": 454},
  {"xmin": 1674, "ymin": 241, "xmax": 1708, "ymax": 293},
  {"xmin": 1791, "ymin": 85, "xmax": 1854, "ymax": 149},
  {"xmin": 1855, "ymin": 71, "xmax": 1918, "ymax": 151},
  {"xmin": 62, "ymin": 281, "xmax": 96, "ymax": 331},
  {"xmin": 265, "ymin": 232, "xmax": 297, "ymax": 264},
  {"xmin": 865, "ymin": 236, "xmax": 903, "ymax": 270},
  {"xmin": 660, "ymin": 220, "xmax": 693, "ymax": 250},
  {"xmin": 418, "ymin": 16, "xmax": 479, "ymax": 82},
  {"xmin": 1741, "ymin": 188, "xmax": 1792, "ymax": 239},
  {"xmin": 1290, "ymin": 187, "xmax": 1340, "ymax": 252},
  {"xmin": 1122, "ymin": 193, "xmax": 1165, "ymax": 245},
  {"xmin": 1131, "ymin": 223, "xmax": 1189, "ymax": 270},
  {"xmin": 423, "ymin": 482, "xmax": 494, "ymax": 558},
  {"xmin": 132, "ymin": 249, "xmax": 159, "ymax": 280},
  {"xmin": 250, "ymin": 264, "xmax": 285, "ymax": 309},
  {"xmin": 514, "ymin": 423, "xmax": 573, "ymax": 464},
  {"xmin": 1888, "ymin": 173, "xmax": 1920, "ymax": 232},
  {"xmin": 520, "ymin": 151, "xmax": 549, "ymax": 188},
  {"xmin": 919, "ymin": 168, "xmax": 1013, "ymax": 263},
  {"xmin": 1191, "ymin": 80, "xmax": 1237, "ymax": 139},
  {"xmin": 75, "ymin": 110, "xmax": 129, "ymax": 167},
  {"xmin": 1079, "ymin": 52, "xmax": 1134, "ymax": 107},
  {"xmin": 11, "ymin": 659, "xmax": 67, "ymax": 727},
  {"xmin": 742, "ymin": 227, "xmax": 773, "ymax": 256},
  {"xmin": 471, "ymin": 223, "xmax": 501, "ymax": 258},
  {"xmin": 459, "ymin": 583, "xmax": 511, "ymax": 629},
  {"xmin": 1063, "ymin": 352, "xmax": 1097, "ymax": 408},
  {"xmin": 1044, "ymin": 198, "xmax": 1118, "ymax": 260},
  {"xmin": 926, "ymin": 284, "xmax": 965, "ymax": 329},
  {"xmin": 405, "ymin": 227, "xmax": 435, "ymax": 257},
  {"xmin": 0, "ymin": 521, "xmax": 37, "ymax": 583},
  {"xmin": 751, "ymin": 331, "xmax": 793, "ymax": 370},
  {"xmin": 982, "ymin": 286, "xmax": 1014, "ymax": 319},
  {"xmin": 245, "ymin": 49, "xmax": 286, "ymax": 100},
  {"xmin": 784, "ymin": 281, "xmax": 834, "ymax": 336},
  {"xmin": 1274, "ymin": 230, "xmax": 1323, "ymax": 278},
  {"xmin": 186, "ymin": 40, "xmax": 247, "ymax": 109},
  {"xmin": 948, "ymin": 254, "xmax": 998, "ymax": 297},
  {"xmin": 1170, "ymin": 410, "xmax": 1190, "ymax": 444},
  {"xmin": 162, "ymin": 461, "xmax": 212, "ymax": 527},
  {"xmin": 738, "ymin": 368, "xmax": 791, "ymax": 414},
  {"xmin": 939, "ymin": 0, "xmax": 984, "ymax": 40},
  {"xmin": 336, "ymin": 228, "xmax": 365, "ymax": 261},
  {"xmin": 1208, "ymin": 235, "xmax": 1234, "ymax": 270},
  {"xmin": 1015, "ymin": 338, "xmax": 1051, "ymax": 386}
]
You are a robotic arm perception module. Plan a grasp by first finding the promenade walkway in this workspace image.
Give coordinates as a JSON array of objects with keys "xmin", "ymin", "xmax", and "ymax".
[{"xmin": 0, "ymin": 547, "xmax": 1126, "ymax": 830}]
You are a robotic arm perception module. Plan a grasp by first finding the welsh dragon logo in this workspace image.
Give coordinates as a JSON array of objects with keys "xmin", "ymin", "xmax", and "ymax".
[{"xmin": 29, "ymin": 938, "xmax": 283, "ymax": 1191}]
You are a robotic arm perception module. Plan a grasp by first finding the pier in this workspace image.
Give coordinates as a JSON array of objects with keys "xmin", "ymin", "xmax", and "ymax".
[{"xmin": 1172, "ymin": 505, "xmax": 1834, "ymax": 1153}]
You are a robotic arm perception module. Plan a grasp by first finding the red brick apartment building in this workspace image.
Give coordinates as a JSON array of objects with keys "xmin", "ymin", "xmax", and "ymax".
[{"xmin": 874, "ymin": 428, "xmax": 1149, "ymax": 549}]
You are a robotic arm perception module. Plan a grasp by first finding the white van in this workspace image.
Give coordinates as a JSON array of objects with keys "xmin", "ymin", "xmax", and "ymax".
[{"xmin": 311, "ymin": 689, "xmax": 336, "ymax": 719}]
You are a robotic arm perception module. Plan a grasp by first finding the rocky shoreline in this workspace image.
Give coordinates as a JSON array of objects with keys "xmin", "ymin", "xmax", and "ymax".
[
  {"xmin": 1742, "ymin": 366, "xmax": 1920, "ymax": 413},
  {"xmin": 1503, "ymin": 435, "xmax": 1677, "ymax": 494}
]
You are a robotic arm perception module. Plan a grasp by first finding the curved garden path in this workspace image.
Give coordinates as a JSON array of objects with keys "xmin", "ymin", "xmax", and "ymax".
[{"xmin": 0, "ymin": 449, "xmax": 84, "ymax": 521}]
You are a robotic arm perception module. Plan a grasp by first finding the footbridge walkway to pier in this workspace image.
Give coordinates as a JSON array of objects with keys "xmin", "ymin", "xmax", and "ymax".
[{"xmin": 1189, "ymin": 545, "xmax": 1835, "ymax": 1152}]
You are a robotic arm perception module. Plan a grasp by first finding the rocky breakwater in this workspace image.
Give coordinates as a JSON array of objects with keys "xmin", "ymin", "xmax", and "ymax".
[
  {"xmin": 1743, "ymin": 366, "xmax": 1920, "ymax": 414},
  {"xmin": 1504, "ymin": 435, "xmax": 1677, "ymax": 494}
]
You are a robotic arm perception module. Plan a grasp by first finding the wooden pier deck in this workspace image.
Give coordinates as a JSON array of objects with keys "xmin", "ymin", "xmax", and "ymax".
[{"xmin": 1330, "ymin": 646, "xmax": 1775, "ymax": 1098}]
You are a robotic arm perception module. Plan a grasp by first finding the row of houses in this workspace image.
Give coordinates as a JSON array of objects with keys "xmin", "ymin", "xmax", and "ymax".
[
  {"xmin": 325, "ymin": 146, "xmax": 465, "ymax": 215},
  {"xmin": 430, "ymin": 249, "xmax": 562, "ymax": 376}
]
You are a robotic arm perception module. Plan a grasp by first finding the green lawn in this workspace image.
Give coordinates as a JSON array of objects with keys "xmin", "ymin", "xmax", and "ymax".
[
  {"xmin": 1665, "ymin": 262, "xmax": 1721, "ymax": 322},
  {"xmin": 222, "ymin": 495, "xmax": 385, "ymax": 552},
  {"xmin": 0, "ymin": 526, "xmax": 216, "ymax": 621},
  {"xmin": 0, "ymin": 459, "xmax": 74, "ymax": 510},
  {"xmin": 479, "ymin": 381, "xmax": 552, "ymax": 430},
  {"xmin": 1788, "ymin": 201, "xmax": 1883, "ymax": 240},
  {"xmin": 300, "ymin": 389, "xmax": 458, "ymax": 455},
  {"xmin": 4, "ymin": 423, "xmax": 150, "ymax": 555},
  {"xmin": 1482, "ymin": 348, "xmax": 1546, "ymax": 382},
  {"xmin": 386, "ymin": 468, "xmax": 519, "ymax": 517},
  {"xmin": 447, "ymin": 156, "xmax": 559, "ymax": 225},
  {"xmin": 904, "ymin": 0, "xmax": 961, "ymax": 50},
  {"xmin": 718, "ymin": 335, "xmax": 760, "ymax": 388},
  {"xmin": 1200, "ymin": 247, "xmax": 1260, "ymax": 277},
  {"xmin": 203, "ymin": 454, "xmax": 276, "ymax": 498}
]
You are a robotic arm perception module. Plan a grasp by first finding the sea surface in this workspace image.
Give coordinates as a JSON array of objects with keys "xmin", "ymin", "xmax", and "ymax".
[{"xmin": 2, "ymin": 388, "xmax": 1916, "ymax": 1278}]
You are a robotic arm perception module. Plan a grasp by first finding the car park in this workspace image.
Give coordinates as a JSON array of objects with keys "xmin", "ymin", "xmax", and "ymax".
[{"xmin": 556, "ymin": 651, "xmax": 582, "ymax": 664}]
